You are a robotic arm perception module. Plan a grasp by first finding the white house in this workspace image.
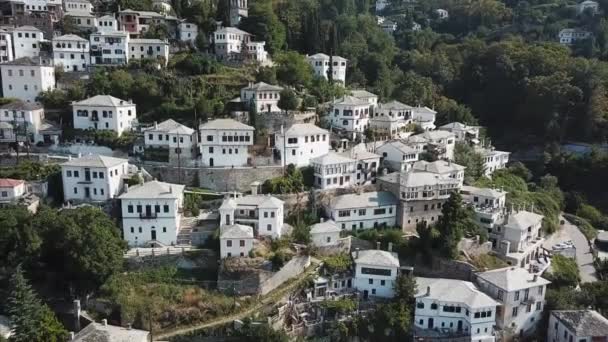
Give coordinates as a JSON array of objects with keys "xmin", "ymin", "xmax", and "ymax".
[
  {"xmin": 0, "ymin": 178, "xmax": 26, "ymax": 204},
  {"xmin": 219, "ymin": 194, "xmax": 284, "ymax": 238},
  {"xmin": 72, "ymin": 95, "xmax": 137, "ymax": 136},
  {"xmin": 306, "ymin": 53, "xmax": 347, "ymax": 84},
  {"xmin": 370, "ymin": 100, "xmax": 412, "ymax": 138},
  {"xmin": 66, "ymin": 11, "xmax": 97, "ymax": 30},
  {"xmin": 412, "ymin": 160, "xmax": 466, "ymax": 186},
  {"xmin": 475, "ymin": 267, "xmax": 551, "ymax": 339},
  {"xmin": 311, "ymin": 152, "xmax": 356, "ymax": 190},
  {"xmin": 376, "ymin": 169, "xmax": 461, "ymax": 231},
  {"xmin": 64, "ymin": 0, "xmax": 92, "ymax": 13},
  {"xmin": 275, "ymin": 123, "xmax": 329, "ymax": 167},
  {"xmin": 52, "ymin": 34, "xmax": 90, "ymax": 72},
  {"xmin": 344, "ymin": 143, "xmax": 381, "ymax": 186},
  {"xmin": 577, "ymin": 0, "xmax": 599, "ymax": 14},
  {"xmin": 143, "ymin": 119, "xmax": 197, "ymax": 162},
  {"xmin": 310, "ymin": 219, "xmax": 341, "ymax": 247},
  {"xmin": 89, "ymin": 30, "xmax": 129, "ymax": 66},
  {"xmin": 119, "ymin": 180, "xmax": 185, "ymax": 247},
  {"xmin": 0, "ymin": 29, "xmax": 14, "ymax": 62},
  {"xmin": 376, "ymin": 140, "xmax": 420, "ymax": 172},
  {"xmin": 12, "ymin": 26, "xmax": 43, "ymax": 59},
  {"xmin": 0, "ymin": 100, "xmax": 47, "ymax": 143},
  {"xmin": 352, "ymin": 248, "xmax": 400, "ymax": 298},
  {"xmin": 220, "ymin": 224, "xmax": 254, "ymax": 258},
  {"xmin": 329, "ymin": 96, "xmax": 371, "ymax": 134},
  {"xmin": 413, "ymin": 130, "xmax": 456, "ymax": 160},
  {"xmin": 96, "ymin": 15, "xmax": 119, "ymax": 33},
  {"xmin": 72, "ymin": 320, "xmax": 149, "ymax": 342},
  {"xmin": 0, "ymin": 57, "xmax": 55, "ymax": 103},
  {"xmin": 496, "ymin": 210, "xmax": 545, "ymax": 268},
  {"xmin": 178, "ymin": 22, "xmax": 197, "ymax": 42},
  {"xmin": 213, "ymin": 26, "xmax": 256, "ymax": 61},
  {"xmin": 328, "ymin": 191, "xmax": 398, "ymax": 230},
  {"xmin": 461, "ymin": 185, "xmax": 508, "ymax": 233},
  {"xmin": 415, "ymin": 277, "xmax": 499, "ymax": 341},
  {"xmin": 559, "ymin": 28, "xmax": 592, "ymax": 45},
  {"xmin": 548, "ymin": 310, "xmax": 608, "ymax": 342},
  {"xmin": 436, "ymin": 8, "xmax": 449, "ymax": 19},
  {"xmin": 411, "ymin": 106, "xmax": 437, "ymax": 130},
  {"xmin": 350, "ymin": 89, "xmax": 379, "ymax": 109},
  {"xmin": 198, "ymin": 118, "xmax": 254, "ymax": 167},
  {"xmin": 476, "ymin": 147, "xmax": 510, "ymax": 176},
  {"xmin": 240, "ymin": 82, "xmax": 283, "ymax": 113},
  {"xmin": 61, "ymin": 154, "xmax": 129, "ymax": 202},
  {"xmin": 128, "ymin": 38, "xmax": 169, "ymax": 66},
  {"xmin": 439, "ymin": 122, "xmax": 480, "ymax": 143}
]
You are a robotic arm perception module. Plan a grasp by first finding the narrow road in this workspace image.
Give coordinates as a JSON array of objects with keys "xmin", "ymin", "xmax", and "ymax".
[
  {"xmin": 544, "ymin": 215, "xmax": 597, "ymax": 283},
  {"xmin": 154, "ymin": 260, "xmax": 319, "ymax": 340}
]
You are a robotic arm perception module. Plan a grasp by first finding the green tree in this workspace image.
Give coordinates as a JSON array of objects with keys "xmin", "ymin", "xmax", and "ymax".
[
  {"xmin": 0, "ymin": 206, "xmax": 43, "ymax": 269},
  {"xmin": 435, "ymin": 192, "xmax": 473, "ymax": 259},
  {"xmin": 240, "ymin": 0, "xmax": 286, "ymax": 53},
  {"xmin": 277, "ymin": 88, "xmax": 298, "ymax": 110},
  {"xmin": 546, "ymin": 255, "xmax": 580, "ymax": 288},
  {"xmin": 274, "ymin": 51, "xmax": 313, "ymax": 88},
  {"xmin": 454, "ymin": 142, "xmax": 486, "ymax": 183},
  {"xmin": 7, "ymin": 266, "xmax": 68, "ymax": 342}
]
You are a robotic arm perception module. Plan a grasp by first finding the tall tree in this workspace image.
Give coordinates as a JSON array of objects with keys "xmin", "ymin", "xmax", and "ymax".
[
  {"xmin": 435, "ymin": 192, "xmax": 472, "ymax": 259},
  {"xmin": 7, "ymin": 266, "xmax": 68, "ymax": 342}
]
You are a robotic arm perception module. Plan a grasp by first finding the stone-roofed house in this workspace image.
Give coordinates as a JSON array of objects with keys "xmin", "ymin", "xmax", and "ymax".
[
  {"xmin": 438, "ymin": 122, "xmax": 480, "ymax": 143},
  {"xmin": 220, "ymin": 224, "xmax": 254, "ymax": 258},
  {"xmin": 12, "ymin": 26, "xmax": 44, "ymax": 59},
  {"xmin": 475, "ymin": 267, "xmax": 551, "ymax": 339},
  {"xmin": 310, "ymin": 219, "xmax": 341, "ymax": 247},
  {"xmin": 328, "ymin": 191, "xmax": 398, "ymax": 230},
  {"xmin": 240, "ymin": 81, "xmax": 283, "ymax": 113},
  {"xmin": 61, "ymin": 154, "xmax": 130, "ymax": 203},
  {"xmin": 72, "ymin": 319, "xmax": 149, "ymax": 342},
  {"xmin": 475, "ymin": 146, "xmax": 510, "ymax": 176},
  {"xmin": 410, "ymin": 130, "xmax": 456, "ymax": 160},
  {"xmin": 52, "ymin": 34, "xmax": 90, "ymax": 72},
  {"xmin": 350, "ymin": 89, "xmax": 379, "ymax": 109},
  {"xmin": 306, "ymin": 53, "xmax": 348, "ymax": 83},
  {"xmin": 352, "ymin": 247, "xmax": 400, "ymax": 298},
  {"xmin": 577, "ymin": 0, "xmax": 599, "ymax": 14},
  {"xmin": 128, "ymin": 38, "xmax": 170, "ymax": 66},
  {"xmin": 89, "ymin": 30, "xmax": 129, "ymax": 66},
  {"xmin": 412, "ymin": 160, "xmax": 466, "ymax": 186},
  {"xmin": 198, "ymin": 118, "xmax": 254, "ymax": 167},
  {"xmin": 548, "ymin": 310, "xmax": 608, "ymax": 342},
  {"xmin": 118, "ymin": 9, "xmax": 179, "ymax": 38},
  {"xmin": 343, "ymin": 143, "xmax": 381, "ymax": 186},
  {"xmin": 329, "ymin": 95, "xmax": 371, "ymax": 135},
  {"xmin": 275, "ymin": 123, "xmax": 330, "ymax": 167},
  {"xmin": 72, "ymin": 95, "xmax": 137, "ymax": 136},
  {"xmin": 311, "ymin": 152, "xmax": 356, "ymax": 190},
  {"xmin": 219, "ymin": 194, "xmax": 285, "ymax": 238},
  {"xmin": 415, "ymin": 277, "xmax": 499, "ymax": 341},
  {"xmin": 370, "ymin": 100, "xmax": 413, "ymax": 139},
  {"xmin": 376, "ymin": 140, "xmax": 420, "ymax": 172},
  {"xmin": 213, "ymin": 26, "xmax": 268, "ymax": 63},
  {"xmin": 497, "ymin": 210, "xmax": 545, "ymax": 269},
  {"xmin": 64, "ymin": 0, "xmax": 93, "ymax": 13},
  {"xmin": 119, "ymin": 180, "xmax": 185, "ymax": 247},
  {"xmin": 0, "ymin": 100, "xmax": 56, "ymax": 143},
  {"xmin": 143, "ymin": 119, "xmax": 196, "ymax": 162},
  {"xmin": 0, "ymin": 57, "xmax": 55, "ymax": 103}
]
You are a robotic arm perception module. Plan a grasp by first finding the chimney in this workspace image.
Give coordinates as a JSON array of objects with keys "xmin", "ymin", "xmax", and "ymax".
[
  {"xmin": 388, "ymin": 242, "xmax": 393, "ymax": 252},
  {"xmin": 533, "ymin": 274, "xmax": 538, "ymax": 282},
  {"xmin": 426, "ymin": 286, "xmax": 431, "ymax": 296},
  {"xmin": 376, "ymin": 241, "xmax": 381, "ymax": 250},
  {"xmin": 169, "ymin": 186, "xmax": 173, "ymax": 194},
  {"xmin": 101, "ymin": 319, "xmax": 107, "ymax": 326},
  {"xmin": 251, "ymin": 182, "xmax": 258, "ymax": 195},
  {"xmin": 355, "ymin": 247, "xmax": 360, "ymax": 259},
  {"xmin": 154, "ymin": 121, "xmax": 158, "ymax": 129},
  {"xmin": 280, "ymin": 124, "xmax": 284, "ymax": 135},
  {"xmin": 123, "ymin": 184, "xmax": 129, "ymax": 193},
  {"xmin": 69, "ymin": 332, "xmax": 75, "ymax": 340}
]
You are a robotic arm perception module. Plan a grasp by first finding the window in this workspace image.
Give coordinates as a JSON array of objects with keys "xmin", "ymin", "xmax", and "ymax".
[
  {"xmin": 512, "ymin": 307, "xmax": 518, "ymax": 317},
  {"xmin": 358, "ymin": 209, "xmax": 366, "ymax": 216},
  {"xmin": 127, "ymin": 205, "xmax": 133, "ymax": 213},
  {"xmin": 73, "ymin": 187, "xmax": 77, "ymax": 194},
  {"xmin": 163, "ymin": 205, "xmax": 169, "ymax": 212},
  {"xmin": 361, "ymin": 267, "xmax": 391, "ymax": 276},
  {"xmin": 514, "ymin": 291, "xmax": 519, "ymax": 301},
  {"xmin": 155, "ymin": 205, "xmax": 160, "ymax": 213},
  {"xmin": 524, "ymin": 289, "xmax": 529, "ymax": 300},
  {"xmin": 264, "ymin": 212, "xmax": 268, "ymax": 218},
  {"xmin": 1, "ymin": 191, "xmax": 6, "ymax": 197},
  {"xmin": 136, "ymin": 205, "xmax": 142, "ymax": 213},
  {"xmin": 380, "ymin": 280, "xmax": 385, "ymax": 286},
  {"xmin": 526, "ymin": 304, "xmax": 532, "ymax": 313},
  {"xmin": 536, "ymin": 302, "xmax": 542, "ymax": 311},
  {"xmin": 374, "ymin": 208, "xmax": 386, "ymax": 215},
  {"xmin": 240, "ymin": 240, "xmax": 245, "ymax": 247},
  {"xmin": 74, "ymin": 170, "xmax": 79, "ymax": 177},
  {"xmin": 66, "ymin": 170, "xmax": 72, "ymax": 177},
  {"xmin": 130, "ymin": 227, "xmax": 134, "ymax": 233},
  {"xmin": 227, "ymin": 240, "xmax": 232, "ymax": 247},
  {"xmin": 497, "ymin": 290, "xmax": 504, "ymax": 301},
  {"xmin": 416, "ymin": 302, "xmax": 424, "ymax": 309},
  {"xmin": 267, "ymin": 224, "xmax": 272, "ymax": 231},
  {"xmin": 538, "ymin": 286, "xmax": 544, "ymax": 295},
  {"xmin": 368, "ymin": 279, "xmax": 373, "ymax": 285}
]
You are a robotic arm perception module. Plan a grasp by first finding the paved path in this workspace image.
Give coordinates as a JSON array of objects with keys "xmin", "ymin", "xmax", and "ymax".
[
  {"xmin": 544, "ymin": 215, "xmax": 597, "ymax": 283},
  {"xmin": 154, "ymin": 259, "xmax": 319, "ymax": 340}
]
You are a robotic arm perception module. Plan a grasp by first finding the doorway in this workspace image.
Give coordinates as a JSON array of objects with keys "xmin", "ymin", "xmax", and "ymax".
[
  {"xmin": 428, "ymin": 318, "xmax": 434, "ymax": 329},
  {"xmin": 209, "ymin": 158, "xmax": 214, "ymax": 167},
  {"xmin": 151, "ymin": 230, "xmax": 157, "ymax": 240},
  {"xmin": 84, "ymin": 187, "xmax": 90, "ymax": 198}
]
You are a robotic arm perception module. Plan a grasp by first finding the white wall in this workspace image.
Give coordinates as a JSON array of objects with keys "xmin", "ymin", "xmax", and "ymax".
[
  {"xmin": 353, "ymin": 261, "xmax": 397, "ymax": 298},
  {"xmin": 258, "ymin": 207, "xmax": 283, "ymax": 238},
  {"xmin": 62, "ymin": 163, "xmax": 128, "ymax": 202},
  {"xmin": 312, "ymin": 162, "xmax": 356, "ymax": 190},
  {"xmin": 0, "ymin": 65, "xmax": 55, "ymax": 103},
  {"xmin": 13, "ymin": 29, "xmax": 43, "ymax": 59},
  {"xmin": 330, "ymin": 103, "xmax": 370, "ymax": 133},
  {"xmin": 311, "ymin": 231, "xmax": 340, "ymax": 247},
  {"xmin": 72, "ymin": 103, "xmax": 136, "ymax": 136},
  {"xmin": 90, "ymin": 33, "xmax": 129, "ymax": 65},
  {"xmin": 240, "ymin": 88, "xmax": 281, "ymax": 113},
  {"xmin": 220, "ymin": 237, "xmax": 253, "ymax": 258},
  {"xmin": 275, "ymin": 133, "xmax": 329, "ymax": 167},
  {"xmin": 179, "ymin": 23, "xmax": 198, "ymax": 42},
  {"xmin": 53, "ymin": 39, "xmax": 90, "ymax": 72},
  {"xmin": 0, "ymin": 33, "xmax": 13, "ymax": 62},
  {"xmin": 121, "ymin": 198, "xmax": 180, "ymax": 246},
  {"xmin": 128, "ymin": 41, "xmax": 169, "ymax": 66},
  {"xmin": 331, "ymin": 204, "xmax": 397, "ymax": 230},
  {"xmin": 0, "ymin": 183, "xmax": 25, "ymax": 201},
  {"xmin": 199, "ymin": 128, "xmax": 253, "ymax": 167}
]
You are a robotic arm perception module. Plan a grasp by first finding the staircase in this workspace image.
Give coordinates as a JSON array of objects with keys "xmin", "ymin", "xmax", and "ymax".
[{"xmin": 177, "ymin": 226, "xmax": 193, "ymax": 245}]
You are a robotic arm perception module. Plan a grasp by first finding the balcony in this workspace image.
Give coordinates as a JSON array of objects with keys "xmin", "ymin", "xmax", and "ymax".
[
  {"xmin": 90, "ymin": 115, "xmax": 99, "ymax": 121},
  {"xmin": 139, "ymin": 212, "xmax": 158, "ymax": 219}
]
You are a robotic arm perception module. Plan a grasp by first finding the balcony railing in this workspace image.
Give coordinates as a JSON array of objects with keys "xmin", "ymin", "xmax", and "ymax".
[{"xmin": 139, "ymin": 212, "xmax": 158, "ymax": 219}]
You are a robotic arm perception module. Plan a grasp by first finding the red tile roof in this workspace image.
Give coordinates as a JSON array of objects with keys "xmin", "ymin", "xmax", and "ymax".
[{"xmin": 0, "ymin": 179, "xmax": 25, "ymax": 187}]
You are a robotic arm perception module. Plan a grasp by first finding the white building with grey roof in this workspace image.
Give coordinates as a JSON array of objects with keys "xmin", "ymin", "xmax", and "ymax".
[
  {"xmin": 71, "ymin": 319, "xmax": 149, "ymax": 342},
  {"xmin": 415, "ymin": 277, "xmax": 499, "ymax": 341},
  {"xmin": 376, "ymin": 140, "xmax": 420, "ymax": 172},
  {"xmin": 219, "ymin": 194, "xmax": 284, "ymax": 238},
  {"xmin": 344, "ymin": 143, "xmax": 381, "ymax": 186},
  {"xmin": 119, "ymin": 180, "xmax": 185, "ymax": 247},
  {"xmin": 143, "ymin": 119, "xmax": 197, "ymax": 162},
  {"xmin": 411, "ymin": 106, "xmax": 437, "ymax": 131},
  {"xmin": 72, "ymin": 95, "xmax": 137, "ymax": 136},
  {"xmin": 475, "ymin": 267, "xmax": 550, "ymax": 339},
  {"xmin": 328, "ymin": 191, "xmax": 398, "ymax": 230},
  {"xmin": 352, "ymin": 247, "xmax": 400, "ymax": 298},
  {"xmin": 475, "ymin": 146, "xmax": 510, "ymax": 176},
  {"xmin": 240, "ymin": 82, "xmax": 283, "ymax": 113},
  {"xmin": 306, "ymin": 53, "xmax": 347, "ymax": 83},
  {"xmin": 0, "ymin": 100, "xmax": 50, "ymax": 143},
  {"xmin": 52, "ymin": 34, "xmax": 90, "ymax": 72},
  {"xmin": 128, "ymin": 38, "xmax": 170, "ymax": 66},
  {"xmin": 310, "ymin": 219, "xmax": 341, "ymax": 247},
  {"xmin": 198, "ymin": 118, "xmax": 254, "ymax": 167},
  {"xmin": 275, "ymin": 123, "xmax": 330, "ymax": 167},
  {"xmin": 548, "ymin": 310, "xmax": 608, "ymax": 342},
  {"xmin": 311, "ymin": 152, "xmax": 357, "ymax": 190},
  {"xmin": 220, "ymin": 224, "xmax": 254, "ymax": 258},
  {"xmin": 370, "ymin": 100, "xmax": 413, "ymax": 139},
  {"xmin": 61, "ymin": 154, "xmax": 130, "ymax": 203},
  {"xmin": 12, "ymin": 26, "xmax": 44, "ymax": 59},
  {"xmin": 329, "ymin": 95, "xmax": 371, "ymax": 135},
  {"xmin": 0, "ymin": 57, "xmax": 55, "ymax": 103},
  {"xmin": 439, "ymin": 122, "xmax": 481, "ymax": 144},
  {"xmin": 412, "ymin": 160, "xmax": 466, "ymax": 186}
]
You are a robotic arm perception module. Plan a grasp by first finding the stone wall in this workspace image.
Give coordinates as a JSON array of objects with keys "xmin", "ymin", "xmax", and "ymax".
[
  {"xmin": 260, "ymin": 255, "xmax": 311, "ymax": 295},
  {"xmin": 413, "ymin": 256, "xmax": 478, "ymax": 281}
]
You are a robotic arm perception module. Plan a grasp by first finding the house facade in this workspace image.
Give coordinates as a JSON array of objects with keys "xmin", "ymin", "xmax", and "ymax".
[
  {"xmin": 198, "ymin": 118, "xmax": 254, "ymax": 167},
  {"xmin": 328, "ymin": 191, "xmax": 398, "ymax": 230},
  {"xmin": 275, "ymin": 123, "xmax": 330, "ymax": 167},
  {"xmin": 310, "ymin": 220, "xmax": 341, "ymax": 247},
  {"xmin": 0, "ymin": 57, "xmax": 55, "ymax": 103},
  {"xmin": 559, "ymin": 28, "xmax": 591, "ymax": 45},
  {"xmin": 220, "ymin": 224, "xmax": 254, "ymax": 258},
  {"xmin": 240, "ymin": 82, "xmax": 283, "ymax": 113},
  {"xmin": 128, "ymin": 38, "xmax": 169, "ymax": 65},
  {"xmin": 61, "ymin": 154, "xmax": 129, "ymax": 202},
  {"xmin": 72, "ymin": 95, "xmax": 137, "ymax": 136},
  {"xmin": 311, "ymin": 152, "xmax": 356, "ymax": 190},
  {"xmin": 143, "ymin": 119, "xmax": 196, "ymax": 162},
  {"xmin": 52, "ymin": 34, "xmax": 90, "ymax": 72},
  {"xmin": 89, "ymin": 30, "xmax": 129, "ymax": 66},
  {"xmin": 376, "ymin": 140, "xmax": 420, "ymax": 172},
  {"xmin": 0, "ymin": 178, "xmax": 25, "ymax": 203},
  {"xmin": 329, "ymin": 96, "xmax": 370, "ymax": 134},
  {"xmin": 178, "ymin": 22, "xmax": 197, "ymax": 42},
  {"xmin": 548, "ymin": 310, "xmax": 608, "ymax": 342},
  {"xmin": 119, "ymin": 180, "xmax": 185, "ymax": 247},
  {"xmin": 352, "ymin": 248, "xmax": 400, "ymax": 298},
  {"xmin": 306, "ymin": 53, "xmax": 347, "ymax": 83},
  {"xmin": 0, "ymin": 100, "xmax": 46, "ymax": 143},
  {"xmin": 219, "ymin": 194, "xmax": 284, "ymax": 238},
  {"xmin": 12, "ymin": 26, "xmax": 43, "ymax": 59}
]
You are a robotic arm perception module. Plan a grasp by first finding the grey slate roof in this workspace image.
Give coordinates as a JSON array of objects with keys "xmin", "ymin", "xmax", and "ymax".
[
  {"xmin": 413, "ymin": 160, "xmax": 466, "ymax": 174},
  {"xmin": 307, "ymin": 53, "xmax": 347, "ymax": 61},
  {"xmin": 416, "ymin": 277, "xmax": 499, "ymax": 308},
  {"xmin": 461, "ymin": 185, "xmax": 506, "ymax": 198},
  {"xmin": 505, "ymin": 211, "xmax": 544, "ymax": 231},
  {"xmin": 352, "ymin": 249, "xmax": 399, "ymax": 267},
  {"xmin": 0, "ymin": 100, "xmax": 42, "ymax": 111},
  {"xmin": 334, "ymin": 95, "xmax": 369, "ymax": 107},
  {"xmin": 144, "ymin": 119, "xmax": 194, "ymax": 135},
  {"xmin": 552, "ymin": 310, "xmax": 608, "ymax": 337},
  {"xmin": 282, "ymin": 123, "xmax": 328, "ymax": 136},
  {"xmin": 477, "ymin": 267, "xmax": 550, "ymax": 292},
  {"xmin": 72, "ymin": 322, "xmax": 149, "ymax": 342},
  {"xmin": 331, "ymin": 191, "xmax": 397, "ymax": 210},
  {"xmin": 310, "ymin": 220, "xmax": 341, "ymax": 234},
  {"xmin": 350, "ymin": 89, "xmax": 377, "ymax": 99},
  {"xmin": 118, "ymin": 180, "xmax": 184, "ymax": 199},
  {"xmin": 215, "ymin": 26, "xmax": 252, "ymax": 36},
  {"xmin": 241, "ymin": 82, "xmax": 283, "ymax": 92},
  {"xmin": 130, "ymin": 38, "xmax": 168, "ymax": 44},
  {"xmin": 234, "ymin": 194, "xmax": 283, "ymax": 209},
  {"xmin": 220, "ymin": 224, "xmax": 254, "ymax": 239},
  {"xmin": 311, "ymin": 152, "xmax": 355, "ymax": 165},
  {"xmin": 54, "ymin": 34, "xmax": 87, "ymax": 41},
  {"xmin": 15, "ymin": 25, "xmax": 41, "ymax": 32},
  {"xmin": 62, "ymin": 154, "xmax": 128, "ymax": 168},
  {"xmin": 1, "ymin": 57, "xmax": 48, "ymax": 66},
  {"xmin": 379, "ymin": 100, "xmax": 412, "ymax": 111},
  {"xmin": 74, "ymin": 95, "xmax": 132, "ymax": 107},
  {"xmin": 199, "ymin": 118, "xmax": 254, "ymax": 131}
]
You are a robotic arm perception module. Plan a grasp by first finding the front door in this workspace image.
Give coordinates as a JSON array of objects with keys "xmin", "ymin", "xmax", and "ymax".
[
  {"xmin": 84, "ymin": 187, "xmax": 90, "ymax": 198},
  {"xmin": 428, "ymin": 318, "xmax": 434, "ymax": 329},
  {"xmin": 457, "ymin": 320, "xmax": 463, "ymax": 331},
  {"xmin": 363, "ymin": 290, "xmax": 368, "ymax": 299},
  {"xmin": 209, "ymin": 158, "xmax": 214, "ymax": 167},
  {"xmin": 151, "ymin": 230, "xmax": 156, "ymax": 240}
]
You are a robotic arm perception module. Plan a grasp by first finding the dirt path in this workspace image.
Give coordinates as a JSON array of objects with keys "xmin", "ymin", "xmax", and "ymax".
[{"xmin": 154, "ymin": 260, "xmax": 319, "ymax": 340}]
